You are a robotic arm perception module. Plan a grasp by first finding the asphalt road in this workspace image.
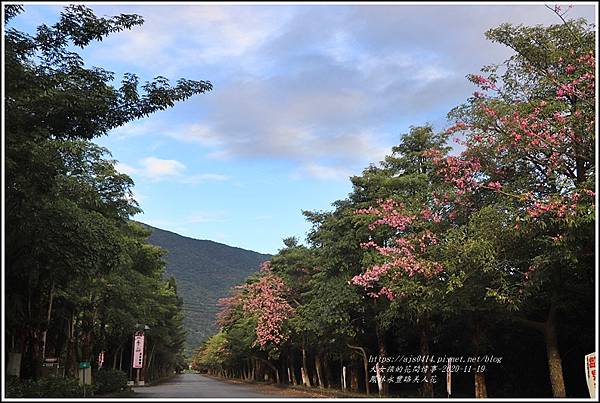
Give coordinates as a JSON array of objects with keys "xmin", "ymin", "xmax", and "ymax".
[{"xmin": 132, "ymin": 373, "xmax": 283, "ymax": 398}]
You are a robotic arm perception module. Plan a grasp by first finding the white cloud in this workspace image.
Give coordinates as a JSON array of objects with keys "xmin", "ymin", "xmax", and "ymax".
[
  {"xmin": 116, "ymin": 156, "xmax": 231, "ymax": 184},
  {"xmin": 415, "ymin": 65, "xmax": 454, "ymax": 82},
  {"xmin": 89, "ymin": 4, "xmax": 293, "ymax": 75},
  {"xmin": 140, "ymin": 157, "xmax": 186, "ymax": 179},
  {"xmin": 297, "ymin": 163, "xmax": 353, "ymax": 181},
  {"xmin": 109, "ymin": 120, "xmax": 163, "ymax": 140},
  {"xmin": 115, "ymin": 161, "xmax": 139, "ymax": 176},
  {"xmin": 165, "ymin": 123, "xmax": 223, "ymax": 147},
  {"xmin": 92, "ymin": 4, "xmax": 595, "ymax": 183}
]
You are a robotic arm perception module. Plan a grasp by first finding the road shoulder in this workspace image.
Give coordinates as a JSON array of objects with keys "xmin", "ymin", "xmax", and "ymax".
[{"xmin": 200, "ymin": 373, "xmax": 362, "ymax": 398}]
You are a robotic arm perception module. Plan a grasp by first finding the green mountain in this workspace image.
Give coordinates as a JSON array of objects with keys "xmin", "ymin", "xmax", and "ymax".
[{"xmin": 142, "ymin": 224, "xmax": 271, "ymax": 356}]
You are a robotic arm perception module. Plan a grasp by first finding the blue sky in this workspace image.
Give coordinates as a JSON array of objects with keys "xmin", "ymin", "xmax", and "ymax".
[{"xmin": 7, "ymin": 2, "xmax": 596, "ymax": 254}]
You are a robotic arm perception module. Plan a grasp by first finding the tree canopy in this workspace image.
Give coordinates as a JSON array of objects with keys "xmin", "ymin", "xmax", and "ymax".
[
  {"xmin": 5, "ymin": 4, "xmax": 211, "ymax": 384},
  {"xmin": 193, "ymin": 13, "xmax": 595, "ymax": 398}
]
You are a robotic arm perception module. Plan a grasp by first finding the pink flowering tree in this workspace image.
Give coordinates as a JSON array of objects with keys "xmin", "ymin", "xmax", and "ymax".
[
  {"xmin": 349, "ymin": 126, "xmax": 453, "ymax": 397},
  {"xmin": 435, "ymin": 15, "xmax": 595, "ymax": 398},
  {"xmin": 242, "ymin": 262, "xmax": 295, "ymax": 350},
  {"xmin": 352, "ymin": 199, "xmax": 445, "ymax": 296},
  {"xmin": 213, "ymin": 260, "xmax": 295, "ymax": 383},
  {"xmin": 217, "ymin": 261, "xmax": 295, "ymax": 353}
]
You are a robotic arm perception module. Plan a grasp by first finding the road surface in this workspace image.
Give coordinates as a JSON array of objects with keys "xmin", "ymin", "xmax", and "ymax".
[{"xmin": 132, "ymin": 373, "xmax": 316, "ymax": 398}]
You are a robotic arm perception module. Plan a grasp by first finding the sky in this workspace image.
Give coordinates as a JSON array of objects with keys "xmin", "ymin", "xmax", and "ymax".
[{"xmin": 6, "ymin": 2, "xmax": 597, "ymax": 254}]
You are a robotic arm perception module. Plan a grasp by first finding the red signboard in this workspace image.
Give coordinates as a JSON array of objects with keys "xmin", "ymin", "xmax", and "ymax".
[
  {"xmin": 585, "ymin": 352, "xmax": 596, "ymax": 398},
  {"xmin": 133, "ymin": 332, "xmax": 145, "ymax": 369},
  {"xmin": 447, "ymin": 358, "xmax": 452, "ymax": 397},
  {"xmin": 98, "ymin": 351, "xmax": 104, "ymax": 367}
]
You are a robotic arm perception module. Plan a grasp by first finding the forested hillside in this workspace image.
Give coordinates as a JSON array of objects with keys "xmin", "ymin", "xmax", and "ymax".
[{"xmin": 144, "ymin": 225, "xmax": 271, "ymax": 354}]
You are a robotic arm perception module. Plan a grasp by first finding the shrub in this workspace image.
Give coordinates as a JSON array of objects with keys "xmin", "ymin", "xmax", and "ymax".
[
  {"xmin": 7, "ymin": 377, "xmax": 93, "ymax": 398},
  {"xmin": 6, "ymin": 376, "xmax": 24, "ymax": 398},
  {"xmin": 94, "ymin": 369, "xmax": 129, "ymax": 395}
]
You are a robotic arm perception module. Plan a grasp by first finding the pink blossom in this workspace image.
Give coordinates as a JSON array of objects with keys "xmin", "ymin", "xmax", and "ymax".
[
  {"xmin": 486, "ymin": 181, "xmax": 503, "ymax": 191},
  {"xmin": 471, "ymin": 75, "xmax": 489, "ymax": 85},
  {"xmin": 553, "ymin": 112, "xmax": 567, "ymax": 123},
  {"xmin": 259, "ymin": 261, "xmax": 272, "ymax": 272},
  {"xmin": 241, "ymin": 272, "xmax": 295, "ymax": 348}
]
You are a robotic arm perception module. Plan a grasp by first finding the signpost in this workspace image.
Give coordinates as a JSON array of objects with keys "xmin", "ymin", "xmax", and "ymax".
[
  {"xmin": 79, "ymin": 362, "xmax": 91, "ymax": 397},
  {"xmin": 375, "ymin": 362, "xmax": 383, "ymax": 397},
  {"xmin": 7, "ymin": 353, "xmax": 21, "ymax": 378},
  {"xmin": 133, "ymin": 331, "xmax": 145, "ymax": 385},
  {"xmin": 447, "ymin": 358, "xmax": 452, "ymax": 398},
  {"xmin": 98, "ymin": 351, "xmax": 105, "ymax": 369},
  {"xmin": 585, "ymin": 352, "xmax": 596, "ymax": 398}
]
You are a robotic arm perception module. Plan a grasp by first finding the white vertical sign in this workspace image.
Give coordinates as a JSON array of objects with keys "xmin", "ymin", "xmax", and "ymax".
[
  {"xmin": 447, "ymin": 358, "xmax": 452, "ymax": 397},
  {"xmin": 98, "ymin": 351, "xmax": 104, "ymax": 368},
  {"xmin": 585, "ymin": 352, "xmax": 596, "ymax": 398},
  {"xmin": 376, "ymin": 362, "xmax": 383, "ymax": 394},
  {"xmin": 133, "ymin": 332, "xmax": 144, "ymax": 369}
]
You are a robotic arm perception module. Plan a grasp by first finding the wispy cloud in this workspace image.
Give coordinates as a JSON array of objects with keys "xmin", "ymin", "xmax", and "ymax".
[
  {"xmin": 141, "ymin": 157, "xmax": 186, "ymax": 179},
  {"xmin": 115, "ymin": 157, "xmax": 230, "ymax": 184},
  {"xmin": 164, "ymin": 123, "xmax": 224, "ymax": 147},
  {"xmin": 109, "ymin": 120, "xmax": 162, "ymax": 140},
  {"xmin": 89, "ymin": 4, "xmax": 294, "ymax": 77},
  {"xmin": 296, "ymin": 163, "xmax": 353, "ymax": 181},
  {"xmin": 97, "ymin": 3, "xmax": 595, "ymax": 183},
  {"xmin": 115, "ymin": 161, "xmax": 139, "ymax": 176}
]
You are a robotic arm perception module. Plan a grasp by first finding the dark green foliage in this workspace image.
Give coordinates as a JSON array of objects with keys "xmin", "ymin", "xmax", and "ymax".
[
  {"xmin": 5, "ymin": 376, "xmax": 25, "ymax": 398},
  {"xmin": 144, "ymin": 225, "xmax": 271, "ymax": 354},
  {"xmin": 7, "ymin": 376, "xmax": 93, "ymax": 398},
  {"xmin": 94, "ymin": 369, "xmax": 128, "ymax": 395},
  {"xmin": 4, "ymin": 4, "xmax": 209, "ymax": 385}
]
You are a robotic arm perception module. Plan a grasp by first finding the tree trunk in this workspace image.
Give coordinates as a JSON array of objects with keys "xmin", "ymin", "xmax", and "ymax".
[
  {"xmin": 350, "ymin": 366, "xmax": 359, "ymax": 392},
  {"xmin": 112, "ymin": 347, "xmax": 119, "ymax": 369},
  {"xmin": 28, "ymin": 329, "xmax": 44, "ymax": 380},
  {"xmin": 288, "ymin": 352, "xmax": 298, "ymax": 385},
  {"xmin": 347, "ymin": 344, "xmax": 370, "ymax": 395},
  {"xmin": 375, "ymin": 324, "xmax": 389, "ymax": 396},
  {"xmin": 472, "ymin": 318, "xmax": 488, "ymax": 398},
  {"xmin": 41, "ymin": 281, "xmax": 55, "ymax": 362},
  {"xmin": 323, "ymin": 355, "xmax": 333, "ymax": 388},
  {"xmin": 302, "ymin": 342, "xmax": 312, "ymax": 387},
  {"xmin": 315, "ymin": 353, "xmax": 324, "ymax": 389},
  {"xmin": 514, "ymin": 300, "xmax": 566, "ymax": 398},
  {"xmin": 254, "ymin": 356, "xmax": 279, "ymax": 384},
  {"xmin": 475, "ymin": 372, "xmax": 487, "ymax": 398},
  {"xmin": 81, "ymin": 329, "xmax": 94, "ymax": 366},
  {"xmin": 545, "ymin": 316, "xmax": 566, "ymax": 397},
  {"xmin": 145, "ymin": 342, "xmax": 156, "ymax": 383},
  {"xmin": 64, "ymin": 312, "xmax": 77, "ymax": 377},
  {"xmin": 419, "ymin": 318, "xmax": 434, "ymax": 397}
]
